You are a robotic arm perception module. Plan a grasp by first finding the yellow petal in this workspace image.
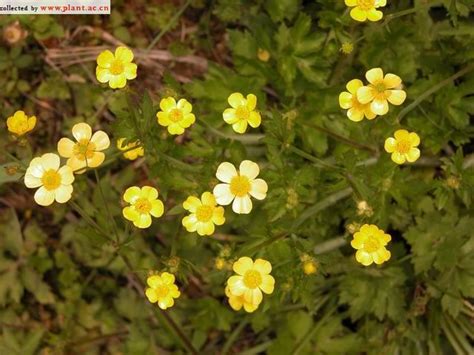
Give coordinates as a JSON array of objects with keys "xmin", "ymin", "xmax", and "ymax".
[
  {"xmin": 254, "ymin": 259, "xmax": 272, "ymax": 274},
  {"xmin": 182, "ymin": 214, "xmax": 198, "ymax": 232},
  {"xmin": 67, "ymin": 156, "xmax": 87, "ymax": 174},
  {"xmin": 145, "ymin": 288, "xmax": 158, "ymax": 303},
  {"xmin": 140, "ymin": 186, "xmax": 158, "ymax": 200},
  {"xmin": 54, "ymin": 184, "xmax": 73, "ymax": 203},
  {"xmin": 167, "ymin": 123, "xmax": 185, "ymax": 135},
  {"xmin": 201, "ymin": 192, "xmax": 216, "ymax": 206},
  {"xmin": 134, "ymin": 213, "xmax": 152, "ymax": 229},
  {"xmin": 57, "ymin": 138, "xmax": 75, "ymax": 158},
  {"xmin": 350, "ymin": 7, "xmax": 367, "ymax": 22},
  {"xmin": 373, "ymin": 248, "xmax": 390, "ymax": 264},
  {"xmin": 232, "ymin": 195, "xmax": 252, "ymax": 214},
  {"xmin": 183, "ymin": 196, "xmax": 202, "ymax": 212},
  {"xmin": 24, "ymin": 174, "xmax": 42, "ymax": 188},
  {"xmin": 161, "ymin": 272, "xmax": 175, "ymax": 284},
  {"xmin": 197, "ymin": 221, "xmax": 215, "ymax": 236},
  {"xmin": 124, "ymin": 62, "xmax": 137, "ymax": 79},
  {"xmin": 394, "ymin": 129, "xmax": 409, "ymax": 140},
  {"xmin": 216, "ymin": 162, "xmax": 237, "ymax": 183},
  {"xmin": 347, "ymin": 107, "xmax": 364, "ymax": 122},
  {"xmin": 41, "ymin": 153, "xmax": 60, "ymax": 171},
  {"xmin": 239, "ymin": 160, "xmax": 260, "ymax": 180},
  {"xmin": 123, "ymin": 206, "xmax": 139, "ymax": 222},
  {"xmin": 244, "ymin": 288, "xmax": 262, "ymax": 305},
  {"xmin": 246, "ymin": 94, "xmax": 257, "ymax": 111},
  {"xmin": 355, "ymin": 250, "xmax": 373, "ymax": 266},
  {"xmin": 213, "ymin": 184, "xmax": 234, "ymax": 205},
  {"xmin": 160, "ymin": 97, "xmax": 176, "ymax": 112},
  {"xmin": 370, "ymin": 99, "xmax": 389, "ymax": 115},
  {"xmin": 248, "ymin": 111, "xmax": 261, "ymax": 128},
  {"xmin": 86, "ymin": 152, "xmax": 105, "ymax": 168},
  {"xmin": 115, "ymin": 46, "xmax": 134, "ymax": 63},
  {"xmin": 58, "ymin": 166, "xmax": 75, "ymax": 185},
  {"xmin": 365, "ymin": 68, "xmax": 384, "ymax": 84},
  {"xmin": 180, "ymin": 113, "xmax": 195, "ymax": 128},
  {"xmin": 367, "ymin": 8, "xmax": 383, "ymax": 22},
  {"xmin": 34, "ymin": 187, "xmax": 55, "ymax": 206},
  {"xmin": 391, "ymin": 152, "xmax": 406, "ymax": 164},
  {"xmin": 260, "ymin": 274, "xmax": 275, "ymax": 294},
  {"xmin": 384, "ymin": 74, "xmax": 402, "ymax": 88},
  {"xmin": 27, "ymin": 116, "xmax": 36, "ymax": 131},
  {"xmin": 356, "ymin": 86, "xmax": 375, "ymax": 104},
  {"xmin": 228, "ymin": 295, "xmax": 243, "ymax": 311},
  {"xmin": 90, "ymin": 130, "xmax": 110, "ymax": 151},
  {"xmin": 228, "ymin": 92, "xmax": 245, "ymax": 108},
  {"xmin": 406, "ymin": 148, "xmax": 420, "ymax": 163},
  {"xmin": 108, "ymin": 75, "xmax": 127, "ymax": 89},
  {"xmin": 249, "ymin": 178, "xmax": 268, "ymax": 200},
  {"xmin": 72, "ymin": 122, "xmax": 92, "ymax": 142},
  {"xmin": 345, "ymin": 0, "xmax": 357, "ymax": 5},
  {"xmin": 409, "ymin": 132, "xmax": 420, "ymax": 146},
  {"xmin": 346, "ymin": 79, "xmax": 363, "ymax": 94},
  {"xmin": 364, "ymin": 107, "xmax": 377, "ymax": 120},
  {"xmin": 227, "ymin": 276, "xmax": 246, "ymax": 296},
  {"xmin": 147, "ymin": 275, "xmax": 163, "ymax": 288},
  {"xmin": 150, "ymin": 200, "xmax": 164, "ymax": 218},
  {"xmin": 386, "ymin": 90, "xmax": 406, "ymax": 105},
  {"xmin": 177, "ymin": 99, "xmax": 193, "ymax": 114},
  {"xmin": 232, "ymin": 120, "xmax": 248, "ymax": 134},
  {"xmin": 96, "ymin": 50, "xmax": 114, "ymax": 67},
  {"xmin": 223, "ymin": 108, "xmax": 238, "ymax": 124},
  {"xmin": 339, "ymin": 92, "xmax": 353, "ymax": 109},
  {"xmin": 384, "ymin": 137, "xmax": 397, "ymax": 153},
  {"xmin": 212, "ymin": 207, "xmax": 225, "ymax": 225},
  {"xmin": 96, "ymin": 67, "xmax": 112, "ymax": 83},
  {"xmin": 233, "ymin": 257, "xmax": 253, "ymax": 275},
  {"xmin": 123, "ymin": 186, "xmax": 141, "ymax": 203}
]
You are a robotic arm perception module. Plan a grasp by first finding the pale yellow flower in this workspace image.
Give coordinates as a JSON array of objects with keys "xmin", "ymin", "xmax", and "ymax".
[
  {"xmin": 24, "ymin": 153, "xmax": 74, "ymax": 206},
  {"xmin": 384, "ymin": 129, "xmax": 421, "ymax": 164},
  {"xmin": 213, "ymin": 160, "xmax": 268, "ymax": 214},
  {"xmin": 182, "ymin": 192, "xmax": 225, "ymax": 236},
  {"xmin": 351, "ymin": 224, "xmax": 391, "ymax": 266},
  {"xmin": 225, "ymin": 286, "xmax": 259, "ymax": 313},
  {"xmin": 6, "ymin": 110, "xmax": 36, "ymax": 136},
  {"xmin": 339, "ymin": 79, "xmax": 377, "ymax": 121},
  {"xmin": 357, "ymin": 68, "xmax": 407, "ymax": 116},
  {"xmin": 226, "ymin": 257, "xmax": 275, "ymax": 306},
  {"xmin": 145, "ymin": 272, "xmax": 181, "ymax": 310},
  {"xmin": 156, "ymin": 97, "xmax": 196, "ymax": 135},
  {"xmin": 96, "ymin": 46, "xmax": 137, "ymax": 89},
  {"xmin": 122, "ymin": 186, "xmax": 164, "ymax": 229},
  {"xmin": 223, "ymin": 93, "xmax": 261, "ymax": 134},
  {"xmin": 345, "ymin": 0, "xmax": 386, "ymax": 22},
  {"xmin": 57, "ymin": 123, "xmax": 110, "ymax": 174},
  {"xmin": 257, "ymin": 48, "xmax": 270, "ymax": 62},
  {"xmin": 117, "ymin": 138, "xmax": 144, "ymax": 160}
]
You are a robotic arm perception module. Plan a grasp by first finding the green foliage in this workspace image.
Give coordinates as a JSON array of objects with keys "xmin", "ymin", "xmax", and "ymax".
[{"xmin": 1, "ymin": 0, "xmax": 474, "ymax": 353}]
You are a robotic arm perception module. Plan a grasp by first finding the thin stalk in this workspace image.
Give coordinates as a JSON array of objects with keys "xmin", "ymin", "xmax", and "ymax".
[
  {"xmin": 94, "ymin": 169, "xmax": 121, "ymax": 244},
  {"xmin": 286, "ymin": 144, "xmax": 342, "ymax": 171},
  {"xmin": 5, "ymin": 151, "xmax": 27, "ymax": 168},
  {"xmin": 69, "ymin": 200, "xmax": 111, "ymax": 240},
  {"xmin": 397, "ymin": 63, "xmax": 474, "ymax": 123},
  {"xmin": 196, "ymin": 117, "xmax": 264, "ymax": 144},
  {"xmin": 221, "ymin": 319, "xmax": 248, "ymax": 355}
]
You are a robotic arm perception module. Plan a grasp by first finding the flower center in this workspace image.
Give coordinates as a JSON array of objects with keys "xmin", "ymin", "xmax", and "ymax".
[
  {"xmin": 374, "ymin": 82, "xmax": 386, "ymax": 93},
  {"xmin": 41, "ymin": 169, "xmax": 61, "ymax": 191},
  {"xmin": 229, "ymin": 175, "xmax": 251, "ymax": 197},
  {"xmin": 396, "ymin": 139, "xmax": 411, "ymax": 154},
  {"xmin": 74, "ymin": 139, "xmax": 96, "ymax": 161},
  {"xmin": 169, "ymin": 108, "xmax": 183, "ymax": 122},
  {"xmin": 109, "ymin": 59, "xmax": 124, "ymax": 75},
  {"xmin": 154, "ymin": 285, "xmax": 169, "ymax": 298},
  {"xmin": 357, "ymin": 0, "xmax": 375, "ymax": 10},
  {"xmin": 134, "ymin": 198, "xmax": 152, "ymax": 214},
  {"xmin": 235, "ymin": 106, "xmax": 250, "ymax": 121},
  {"xmin": 196, "ymin": 205, "xmax": 213, "ymax": 222},
  {"xmin": 364, "ymin": 235, "xmax": 381, "ymax": 253},
  {"xmin": 243, "ymin": 270, "xmax": 262, "ymax": 289}
]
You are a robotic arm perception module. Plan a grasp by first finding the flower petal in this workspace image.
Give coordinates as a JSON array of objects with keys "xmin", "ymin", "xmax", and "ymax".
[
  {"xmin": 384, "ymin": 137, "xmax": 397, "ymax": 153},
  {"xmin": 365, "ymin": 68, "xmax": 384, "ymax": 84},
  {"xmin": 239, "ymin": 160, "xmax": 259, "ymax": 180},
  {"xmin": 249, "ymin": 178, "xmax": 268, "ymax": 200},
  {"xmin": 350, "ymin": 7, "xmax": 367, "ymax": 21},
  {"xmin": 72, "ymin": 123, "xmax": 92, "ymax": 142},
  {"xmin": 386, "ymin": 90, "xmax": 406, "ymax": 105},
  {"xmin": 216, "ymin": 162, "xmax": 237, "ymax": 183},
  {"xmin": 213, "ymin": 184, "xmax": 234, "ymax": 205},
  {"xmin": 347, "ymin": 108, "xmax": 364, "ymax": 122},
  {"xmin": 246, "ymin": 94, "xmax": 257, "ymax": 111},
  {"xmin": 355, "ymin": 250, "xmax": 373, "ymax": 266},
  {"xmin": 228, "ymin": 93, "xmax": 245, "ymax": 108},
  {"xmin": 248, "ymin": 111, "xmax": 261, "ymax": 128},
  {"xmin": 233, "ymin": 257, "xmax": 253, "ymax": 275},
  {"xmin": 90, "ymin": 130, "xmax": 110, "ymax": 151},
  {"xmin": 124, "ymin": 186, "xmax": 141, "ymax": 203},
  {"xmin": 232, "ymin": 195, "xmax": 253, "ymax": 214},
  {"xmin": 87, "ymin": 152, "xmax": 105, "ymax": 168},
  {"xmin": 41, "ymin": 153, "xmax": 60, "ymax": 171},
  {"xmin": 367, "ymin": 8, "xmax": 383, "ymax": 22},
  {"xmin": 160, "ymin": 97, "xmax": 176, "ymax": 112},
  {"xmin": 356, "ymin": 86, "xmax": 375, "ymax": 104},
  {"xmin": 183, "ymin": 196, "xmax": 202, "ymax": 212},
  {"xmin": 57, "ymin": 138, "xmax": 75, "ymax": 158},
  {"xmin": 34, "ymin": 187, "xmax": 55, "ymax": 206},
  {"xmin": 96, "ymin": 50, "xmax": 114, "ymax": 67},
  {"xmin": 115, "ymin": 46, "xmax": 134, "ymax": 62},
  {"xmin": 254, "ymin": 259, "xmax": 272, "ymax": 274},
  {"xmin": 134, "ymin": 213, "xmax": 152, "ymax": 229},
  {"xmin": 346, "ymin": 79, "xmax": 363, "ymax": 94},
  {"xmin": 141, "ymin": 186, "xmax": 159, "ymax": 201},
  {"xmin": 370, "ymin": 99, "xmax": 389, "ymax": 115},
  {"xmin": 409, "ymin": 132, "xmax": 420, "ymax": 146},
  {"xmin": 232, "ymin": 120, "xmax": 248, "ymax": 134},
  {"xmin": 406, "ymin": 148, "xmax": 420, "ymax": 162},
  {"xmin": 177, "ymin": 99, "xmax": 193, "ymax": 114},
  {"xmin": 391, "ymin": 152, "xmax": 406, "ymax": 164},
  {"xmin": 201, "ymin": 192, "xmax": 216, "ymax": 206},
  {"xmin": 54, "ymin": 184, "xmax": 73, "ymax": 203},
  {"xmin": 260, "ymin": 274, "xmax": 275, "ymax": 294},
  {"xmin": 150, "ymin": 200, "xmax": 164, "ymax": 217},
  {"xmin": 123, "ymin": 206, "xmax": 139, "ymax": 222},
  {"xmin": 24, "ymin": 174, "xmax": 42, "ymax": 188},
  {"xmin": 223, "ymin": 108, "xmax": 238, "ymax": 124},
  {"xmin": 58, "ymin": 166, "xmax": 75, "ymax": 185},
  {"xmin": 339, "ymin": 92, "xmax": 353, "ymax": 109}
]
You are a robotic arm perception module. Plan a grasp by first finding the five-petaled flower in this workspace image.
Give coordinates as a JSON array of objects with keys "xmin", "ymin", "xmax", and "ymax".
[
  {"xmin": 339, "ymin": 79, "xmax": 377, "ymax": 121},
  {"xmin": 122, "ymin": 186, "xmax": 164, "ymax": 229},
  {"xmin": 226, "ymin": 257, "xmax": 275, "ymax": 309},
  {"xmin": 351, "ymin": 224, "xmax": 391, "ymax": 266},
  {"xmin": 117, "ymin": 138, "xmax": 144, "ymax": 161},
  {"xmin": 225, "ymin": 285, "xmax": 259, "ymax": 313},
  {"xmin": 213, "ymin": 160, "xmax": 268, "ymax": 214},
  {"xmin": 145, "ymin": 272, "xmax": 181, "ymax": 310},
  {"xmin": 57, "ymin": 122, "xmax": 110, "ymax": 174},
  {"xmin": 357, "ymin": 68, "xmax": 407, "ymax": 116},
  {"xmin": 223, "ymin": 93, "xmax": 262, "ymax": 134},
  {"xmin": 157, "ymin": 97, "xmax": 196, "ymax": 135},
  {"xmin": 96, "ymin": 46, "xmax": 137, "ymax": 89},
  {"xmin": 7, "ymin": 110, "xmax": 36, "ymax": 136},
  {"xmin": 345, "ymin": 0, "xmax": 386, "ymax": 22},
  {"xmin": 384, "ymin": 129, "xmax": 421, "ymax": 164},
  {"xmin": 24, "ymin": 153, "xmax": 75, "ymax": 206},
  {"xmin": 182, "ymin": 192, "xmax": 225, "ymax": 236}
]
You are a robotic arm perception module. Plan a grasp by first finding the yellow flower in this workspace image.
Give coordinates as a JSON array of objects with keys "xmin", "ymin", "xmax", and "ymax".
[
  {"xmin": 57, "ymin": 123, "xmax": 110, "ymax": 174},
  {"xmin": 6, "ymin": 110, "xmax": 36, "ymax": 136},
  {"xmin": 340, "ymin": 42, "xmax": 354, "ymax": 54},
  {"xmin": 117, "ymin": 138, "xmax": 144, "ymax": 160},
  {"xmin": 122, "ymin": 186, "xmax": 164, "ymax": 229},
  {"xmin": 351, "ymin": 224, "xmax": 391, "ymax": 266},
  {"xmin": 157, "ymin": 97, "xmax": 196, "ymax": 135},
  {"xmin": 215, "ymin": 257, "xmax": 227, "ymax": 270},
  {"xmin": 345, "ymin": 0, "xmax": 386, "ymax": 22},
  {"xmin": 96, "ymin": 46, "xmax": 137, "ymax": 89},
  {"xmin": 384, "ymin": 129, "xmax": 421, "ymax": 164},
  {"xmin": 339, "ymin": 79, "xmax": 377, "ymax": 121},
  {"xmin": 226, "ymin": 257, "xmax": 275, "ymax": 306},
  {"xmin": 223, "ymin": 93, "xmax": 262, "ymax": 134},
  {"xmin": 213, "ymin": 160, "xmax": 268, "ymax": 214},
  {"xmin": 357, "ymin": 68, "xmax": 407, "ymax": 116},
  {"xmin": 225, "ymin": 286, "xmax": 259, "ymax": 313},
  {"xmin": 24, "ymin": 153, "xmax": 75, "ymax": 206},
  {"xmin": 182, "ymin": 192, "xmax": 225, "ymax": 236},
  {"xmin": 257, "ymin": 48, "xmax": 270, "ymax": 62},
  {"xmin": 145, "ymin": 272, "xmax": 180, "ymax": 310},
  {"xmin": 303, "ymin": 260, "xmax": 318, "ymax": 275}
]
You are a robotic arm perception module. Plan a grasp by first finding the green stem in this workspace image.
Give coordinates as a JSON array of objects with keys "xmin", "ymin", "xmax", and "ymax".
[
  {"xmin": 221, "ymin": 319, "xmax": 248, "ymax": 355},
  {"xmin": 286, "ymin": 144, "xmax": 342, "ymax": 171},
  {"xmin": 313, "ymin": 236, "xmax": 346, "ymax": 255},
  {"xmin": 5, "ymin": 151, "xmax": 27, "ymax": 168},
  {"xmin": 69, "ymin": 200, "xmax": 111, "ymax": 240},
  {"xmin": 94, "ymin": 169, "xmax": 121, "ymax": 244},
  {"xmin": 196, "ymin": 117, "xmax": 264, "ymax": 144},
  {"xmin": 397, "ymin": 63, "xmax": 474, "ymax": 123}
]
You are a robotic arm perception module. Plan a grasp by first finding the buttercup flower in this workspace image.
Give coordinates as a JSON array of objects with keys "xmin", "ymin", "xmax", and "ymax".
[
  {"xmin": 157, "ymin": 97, "xmax": 195, "ymax": 135},
  {"xmin": 340, "ymin": 42, "xmax": 354, "ymax": 54},
  {"xmin": 225, "ymin": 286, "xmax": 259, "ymax": 313},
  {"xmin": 357, "ymin": 68, "xmax": 407, "ymax": 115},
  {"xmin": 182, "ymin": 192, "xmax": 225, "ymax": 236},
  {"xmin": 122, "ymin": 186, "xmax": 164, "ymax": 229},
  {"xmin": 213, "ymin": 160, "xmax": 268, "ymax": 214},
  {"xmin": 7, "ymin": 110, "xmax": 36, "ymax": 136},
  {"xmin": 345, "ymin": 0, "xmax": 386, "ymax": 22},
  {"xmin": 227, "ymin": 257, "xmax": 275, "ymax": 306},
  {"xmin": 57, "ymin": 123, "xmax": 110, "ymax": 174},
  {"xmin": 24, "ymin": 153, "xmax": 74, "ymax": 206},
  {"xmin": 96, "ymin": 46, "xmax": 137, "ymax": 89},
  {"xmin": 384, "ymin": 129, "xmax": 421, "ymax": 164},
  {"xmin": 223, "ymin": 93, "xmax": 261, "ymax": 134},
  {"xmin": 117, "ymin": 138, "xmax": 144, "ymax": 160},
  {"xmin": 145, "ymin": 272, "xmax": 181, "ymax": 310},
  {"xmin": 351, "ymin": 224, "xmax": 391, "ymax": 266},
  {"xmin": 257, "ymin": 48, "xmax": 270, "ymax": 62},
  {"xmin": 339, "ymin": 79, "xmax": 377, "ymax": 121}
]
